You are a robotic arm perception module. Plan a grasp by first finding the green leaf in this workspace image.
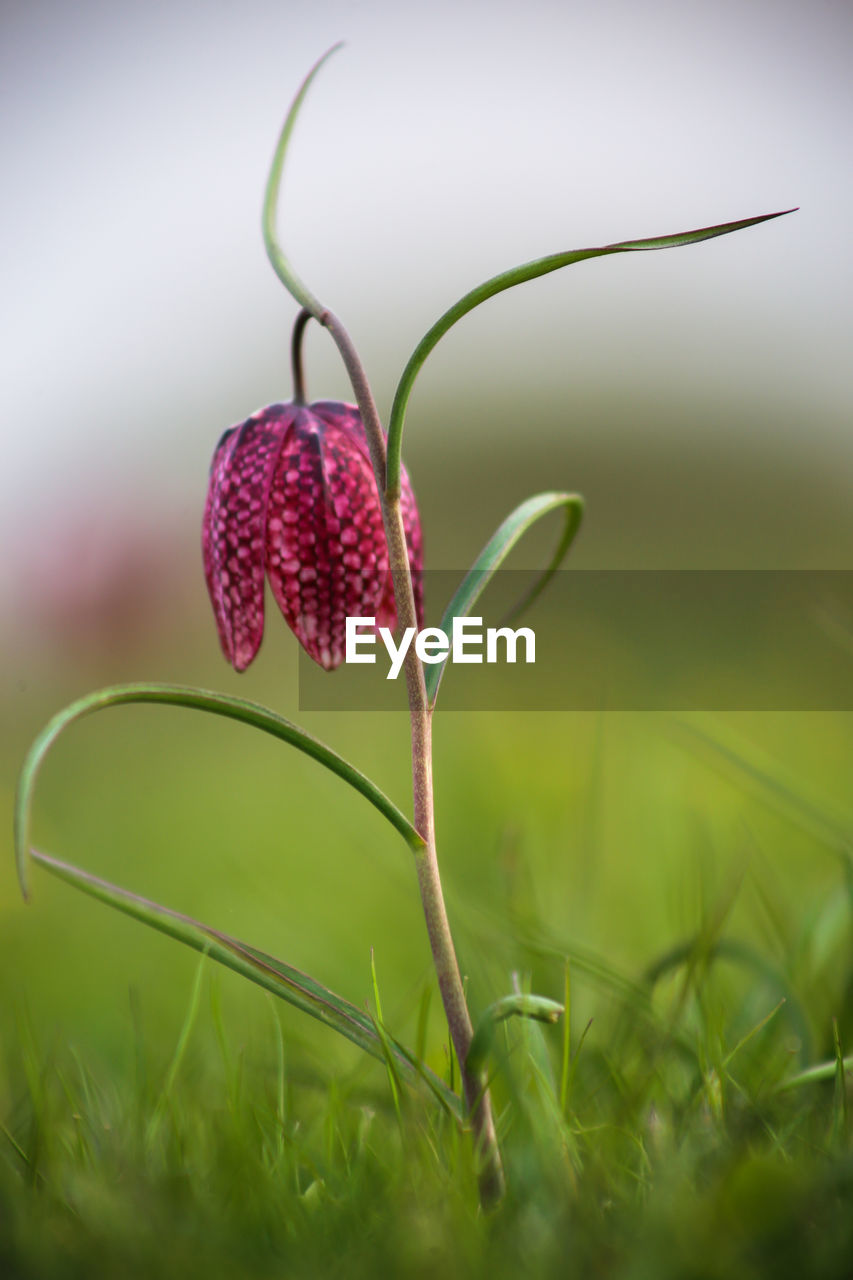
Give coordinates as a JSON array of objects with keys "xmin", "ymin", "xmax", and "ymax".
[
  {"xmin": 29, "ymin": 847, "xmax": 461, "ymax": 1119},
  {"xmin": 15, "ymin": 682, "xmax": 424, "ymax": 899},
  {"xmin": 425, "ymin": 492, "xmax": 583, "ymax": 706},
  {"xmin": 262, "ymin": 42, "xmax": 344, "ymax": 314},
  {"xmin": 466, "ymin": 994, "xmax": 563, "ymax": 1077},
  {"xmin": 385, "ymin": 209, "xmax": 797, "ymax": 497},
  {"xmin": 775, "ymin": 1053, "xmax": 853, "ymax": 1093}
]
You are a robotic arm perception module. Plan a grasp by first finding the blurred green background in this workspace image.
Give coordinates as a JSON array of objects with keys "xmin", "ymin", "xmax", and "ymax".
[{"xmin": 2, "ymin": 0, "xmax": 852, "ymax": 1103}]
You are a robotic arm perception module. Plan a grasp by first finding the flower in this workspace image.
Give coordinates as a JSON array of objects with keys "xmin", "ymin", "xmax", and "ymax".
[{"xmin": 202, "ymin": 400, "xmax": 423, "ymax": 671}]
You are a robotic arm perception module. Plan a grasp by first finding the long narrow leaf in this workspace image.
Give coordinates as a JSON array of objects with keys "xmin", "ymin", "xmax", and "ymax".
[
  {"xmin": 16, "ymin": 682, "xmax": 424, "ymax": 898},
  {"xmin": 386, "ymin": 209, "xmax": 796, "ymax": 495},
  {"xmin": 29, "ymin": 847, "xmax": 461, "ymax": 1118},
  {"xmin": 775, "ymin": 1053, "xmax": 853, "ymax": 1093},
  {"xmin": 261, "ymin": 43, "xmax": 343, "ymax": 313},
  {"xmin": 425, "ymin": 492, "xmax": 583, "ymax": 706}
]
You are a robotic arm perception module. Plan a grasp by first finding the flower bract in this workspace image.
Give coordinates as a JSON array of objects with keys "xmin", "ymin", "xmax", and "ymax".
[{"xmin": 202, "ymin": 401, "xmax": 423, "ymax": 671}]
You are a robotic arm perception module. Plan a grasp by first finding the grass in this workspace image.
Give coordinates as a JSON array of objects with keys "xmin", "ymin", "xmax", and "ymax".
[
  {"xmin": 3, "ymin": 948, "xmax": 852, "ymax": 1279},
  {"xmin": 4, "ymin": 701, "xmax": 853, "ymax": 1276}
]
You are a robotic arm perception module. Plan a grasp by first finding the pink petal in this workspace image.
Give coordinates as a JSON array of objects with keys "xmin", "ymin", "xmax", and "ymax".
[
  {"xmin": 311, "ymin": 400, "xmax": 425, "ymax": 632},
  {"xmin": 400, "ymin": 460, "xmax": 425, "ymax": 628},
  {"xmin": 310, "ymin": 401, "xmax": 367, "ymax": 453},
  {"xmin": 265, "ymin": 409, "xmax": 390, "ymax": 670},
  {"xmin": 202, "ymin": 405, "xmax": 293, "ymax": 671}
]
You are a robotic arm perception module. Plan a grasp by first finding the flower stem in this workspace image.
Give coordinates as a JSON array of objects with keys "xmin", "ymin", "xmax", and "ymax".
[
  {"xmin": 322, "ymin": 311, "xmax": 506, "ymax": 1206},
  {"xmin": 261, "ymin": 49, "xmax": 505, "ymax": 1206},
  {"xmin": 290, "ymin": 309, "xmax": 312, "ymax": 405}
]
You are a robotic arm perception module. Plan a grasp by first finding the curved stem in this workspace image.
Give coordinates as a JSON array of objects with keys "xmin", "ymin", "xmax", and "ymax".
[
  {"xmin": 261, "ymin": 49, "xmax": 505, "ymax": 1206},
  {"xmin": 290, "ymin": 308, "xmax": 312, "ymax": 404}
]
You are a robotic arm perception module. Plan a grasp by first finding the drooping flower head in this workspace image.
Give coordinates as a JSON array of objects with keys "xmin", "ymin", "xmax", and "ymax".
[{"xmin": 202, "ymin": 400, "xmax": 423, "ymax": 671}]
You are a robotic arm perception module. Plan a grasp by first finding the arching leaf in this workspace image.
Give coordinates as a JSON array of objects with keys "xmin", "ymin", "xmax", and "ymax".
[
  {"xmin": 426, "ymin": 492, "xmax": 583, "ymax": 706},
  {"xmin": 16, "ymin": 682, "xmax": 423, "ymax": 899},
  {"xmin": 28, "ymin": 847, "xmax": 460, "ymax": 1117},
  {"xmin": 386, "ymin": 209, "xmax": 796, "ymax": 496}
]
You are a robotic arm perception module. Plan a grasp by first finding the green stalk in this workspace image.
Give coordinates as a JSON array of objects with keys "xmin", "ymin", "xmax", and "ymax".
[{"xmin": 261, "ymin": 48, "xmax": 505, "ymax": 1206}]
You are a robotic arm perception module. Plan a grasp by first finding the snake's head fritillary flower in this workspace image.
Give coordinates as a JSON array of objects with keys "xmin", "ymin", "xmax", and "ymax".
[{"xmin": 202, "ymin": 400, "xmax": 423, "ymax": 672}]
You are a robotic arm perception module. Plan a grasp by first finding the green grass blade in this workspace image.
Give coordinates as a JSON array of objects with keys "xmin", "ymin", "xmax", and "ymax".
[
  {"xmin": 267, "ymin": 998, "xmax": 288, "ymax": 1171},
  {"xmin": 146, "ymin": 950, "xmax": 208, "ymax": 1148},
  {"xmin": 415, "ymin": 983, "xmax": 432, "ymax": 1068},
  {"xmin": 379, "ymin": 1026, "xmax": 461, "ymax": 1121},
  {"xmin": 775, "ymin": 1053, "xmax": 853, "ymax": 1092},
  {"xmin": 29, "ymin": 847, "xmax": 461, "ymax": 1118},
  {"xmin": 1, "ymin": 1121, "xmax": 31, "ymax": 1172},
  {"xmin": 425, "ymin": 492, "xmax": 584, "ymax": 706},
  {"xmin": 386, "ymin": 209, "xmax": 796, "ymax": 495},
  {"xmin": 721, "ymin": 998, "xmax": 786, "ymax": 1072},
  {"xmin": 15, "ymin": 682, "xmax": 424, "ymax": 899},
  {"xmin": 559, "ymin": 960, "xmax": 571, "ymax": 1117},
  {"xmin": 369, "ymin": 949, "xmax": 403, "ymax": 1122},
  {"xmin": 644, "ymin": 935, "xmax": 811, "ymax": 1067},
  {"xmin": 832, "ymin": 1018, "xmax": 849, "ymax": 1146}
]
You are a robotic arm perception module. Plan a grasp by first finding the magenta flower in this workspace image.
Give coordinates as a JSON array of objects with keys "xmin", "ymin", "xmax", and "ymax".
[{"xmin": 202, "ymin": 400, "xmax": 423, "ymax": 672}]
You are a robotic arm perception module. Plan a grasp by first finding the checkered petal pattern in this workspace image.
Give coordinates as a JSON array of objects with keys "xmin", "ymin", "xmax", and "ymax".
[{"xmin": 202, "ymin": 401, "xmax": 423, "ymax": 671}]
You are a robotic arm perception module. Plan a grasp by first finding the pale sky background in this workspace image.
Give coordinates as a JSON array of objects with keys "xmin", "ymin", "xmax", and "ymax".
[
  {"xmin": 2, "ymin": 0, "xmax": 851, "ymax": 616},
  {"xmin": 3, "ymin": 0, "xmax": 852, "ymax": 1069}
]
